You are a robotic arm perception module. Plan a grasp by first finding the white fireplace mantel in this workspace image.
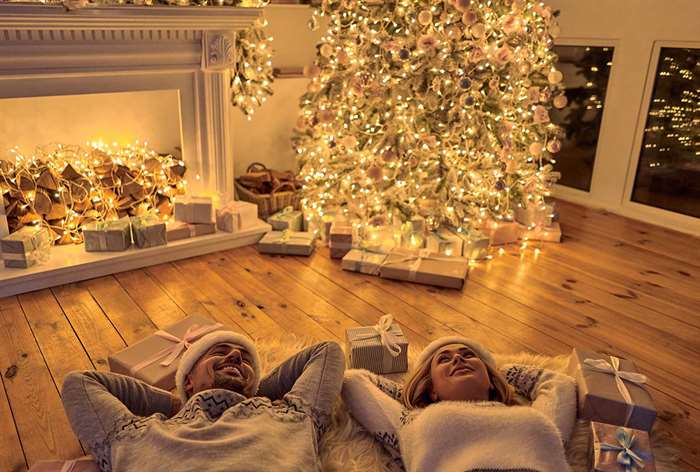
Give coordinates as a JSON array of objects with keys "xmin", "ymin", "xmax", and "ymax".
[{"xmin": 0, "ymin": 4, "xmax": 272, "ymax": 297}]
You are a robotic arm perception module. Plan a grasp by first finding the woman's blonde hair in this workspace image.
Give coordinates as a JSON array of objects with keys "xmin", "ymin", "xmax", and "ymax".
[{"xmin": 403, "ymin": 350, "xmax": 515, "ymax": 409}]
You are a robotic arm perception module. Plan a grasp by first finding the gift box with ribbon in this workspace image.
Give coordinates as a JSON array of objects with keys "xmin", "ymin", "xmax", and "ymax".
[
  {"xmin": 427, "ymin": 231, "xmax": 463, "ymax": 257},
  {"xmin": 481, "ymin": 220, "xmax": 523, "ymax": 246},
  {"xmin": 216, "ymin": 200, "xmax": 258, "ymax": 233},
  {"xmin": 131, "ymin": 215, "xmax": 167, "ymax": 249},
  {"xmin": 256, "ymin": 230, "xmax": 316, "ymax": 256},
  {"xmin": 342, "ymin": 248, "xmax": 389, "ymax": 275},
  {"xmin": 590, "ymin": 422, "xmax": 655, "ymax": 471},
  {"xmin": 173, "ymin": 195, "xmax": 213, "ymax": 224},
  {"xmin": 329, "ymin": 222, "xmax": 354, "ymax": 259},
  {"xmin": 568, "ymin": 348, "xmax": 656, "ymax": 431},
  {"xmin": 1, "ymin": 225, "xmax": 52, "ymax": 268},
  {"xmin": 83, "ymin": 218, "xmax": 132, "ymax": 252},
  {"xmin": 28, "ymin": 457, "xmax": 99, "ymax": 472},
  {"xmin": 514, "ymin": 203, "xmax": 555, "ymax": 228},
  {"xmin": 166, "ymin": 221, "xmax": 216, "ymax": 242},
  {"xmin": 108, "ymin": 314, "xmax": 224, "ymax": 390},
  {"xmin": 520, "ymin": 222, "xmax": 562, "ymax": 243},
  {"xmin": 268, "ymin": 206, "xmax": 303, "ymax": 232},
  {"xmin": 379, "ymin": 248, "xmax": 469, "ymax": 289},
  {"xmin": 346, "ymin": 314, "xmax": 408, "ymax": 374}
]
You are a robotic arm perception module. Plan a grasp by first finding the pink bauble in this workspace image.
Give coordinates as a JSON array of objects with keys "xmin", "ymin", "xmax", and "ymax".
[
  {"xmin": 367, "ymin": 166, "xmax": 383, "ymax": 181},
  {"xmin": 553, "ymin": 94, "xmax": 568, "ymax": 109},
  {"xmin": 418, "ymin": 10, "xmax": 433, "ymax": 26}
]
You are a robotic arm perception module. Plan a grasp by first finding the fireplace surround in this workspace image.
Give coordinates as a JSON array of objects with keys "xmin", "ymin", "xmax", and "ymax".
[{"xmin": 0, "ymin": 3, "xmax": 271, "ymax": 296}]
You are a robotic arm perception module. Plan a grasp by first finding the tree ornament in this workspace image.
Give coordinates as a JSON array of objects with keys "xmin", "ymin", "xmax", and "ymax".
[
  {"xmin": 417, "ymin": 34, "xmax": 438, "ymax": 51},
  {"xmin": 547, "ymin": 140, "xmax": 561, "ymax": 153},
  {"xmin": 399, "ymin": 48, "xmax": 411, "ymax": 60},
  {"xmin": 553, "ymin": 94, "xmax": 568, "ymax": 109},
  {"xmin": 460, "ymin": 78, "xmax": 471, "ymax": 89},
  {"xmin": 320, "ymin": 44, "xmax": 334, "ymax": 58},
  {"xmin": 470, "ymin": 23, "xmax": 486, "ymax": 39},
  {"xmin": 529, "ymin": 142, "xmax": 544, "ymax": 155},
  {"xmin": 548, "ymin": 69, "xmax": 564, "ymax": 84},
  {"xmin": 462, "ymin": 9, "xmax": 478, "ymax": 26},
  {"xmin": 453, "ymin": 0, "xmax": 472, "ymax": 13},
  {"xmin": 418, "ymin": 10, "xmax": 433, "ymax": 26}
]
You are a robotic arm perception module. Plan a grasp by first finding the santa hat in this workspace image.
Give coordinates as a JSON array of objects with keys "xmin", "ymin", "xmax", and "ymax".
[
  {"xmin": 175, "ymin": 331, "xmax": 261, "ymax": 402},
  {"xmin": 416, "ymin": 336, "xmax": 497, "ymax": 371}
]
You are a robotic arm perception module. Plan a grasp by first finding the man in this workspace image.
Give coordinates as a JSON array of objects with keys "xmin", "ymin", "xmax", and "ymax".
[{"xmin": 61, "ymin": 331, "xmax": 345, "ymax": 472}]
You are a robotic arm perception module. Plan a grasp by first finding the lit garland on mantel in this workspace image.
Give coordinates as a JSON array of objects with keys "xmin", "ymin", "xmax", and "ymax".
[
  {"xmin": 0, "ymin": 142, "xmax": 186, "ymax": 244},
  {"xmin": 54, "ymin": 0, "xmax": 276, "ymax": 117},
  {"xmin": 293, "ymin": 0, "xmax": 566, "ymax": 235}
]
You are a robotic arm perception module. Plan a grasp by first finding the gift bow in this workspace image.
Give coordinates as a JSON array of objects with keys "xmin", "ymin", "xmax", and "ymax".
[
  {"xmin": 584, "ymin": 356, "xmax": 648, "ymax": 426},
  {"xmin": 354, "ymin": 314, "xmax": 403, "ymax": 357},
  {"xmin": 600, "ymin": 427, "xmax": 649, "ymax": 471},
  {"xmin": 130, "ymin": 323, "xmax": 223, "ymax": 375}
]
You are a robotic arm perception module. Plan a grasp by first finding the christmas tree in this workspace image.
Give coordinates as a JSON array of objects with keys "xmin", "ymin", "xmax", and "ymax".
[{"xmin": 293, "ymin": 0, "xmax": 566, "ymax": 238}]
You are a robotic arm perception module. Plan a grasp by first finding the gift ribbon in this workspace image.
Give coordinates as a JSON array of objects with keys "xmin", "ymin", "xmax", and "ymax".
[
  {"xmin": 129, "ymin": 323, "xmax": 223, "ymax": 375},
  {"xmin": 584, "ymin": 356, "xmax": 648, "ymax": 426},
  {"xmin": 353, "ymin": 314, "xmax": 403, "ymax": 357},
  {"xmin": 600, "ymin": 427, "xmax": 650, "ymax": 471},
  {"xmin": 382, "ymin": 249, "xmax": 455, "ymax": 282},
  {"xmin": 344, "ymin": 248, "xmax": 389, "ymax": 275}
]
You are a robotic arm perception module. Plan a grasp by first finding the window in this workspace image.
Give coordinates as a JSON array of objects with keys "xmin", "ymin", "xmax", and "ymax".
[
  {"xmin": 551, "ymin": 45, "xmax": 614, "ymax": 192},
  {"xmin": 631, "ymin": 47, "xmax": 700, "ymax": 218}
]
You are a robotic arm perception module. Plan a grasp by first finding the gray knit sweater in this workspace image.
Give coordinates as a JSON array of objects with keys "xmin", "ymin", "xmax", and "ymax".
[{"xmin": 61, "ymin": 342, "xmax": 345, "ymax": 472}]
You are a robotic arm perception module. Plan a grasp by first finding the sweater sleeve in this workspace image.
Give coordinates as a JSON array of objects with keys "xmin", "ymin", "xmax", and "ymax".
[
  {"xmin": 256, "ymin": 341, "xmax": 345, "ymax": 433},
  {"xmin": 61, "ymin": 370, "xmax": 176, "ymax": 453},
  {"xmin": 501, "ymin": 364, "xmax": 577, "ymax": 443},
  {"xmin": 342, "ymin": 369, "xmax": 407, "ymax": 467}
]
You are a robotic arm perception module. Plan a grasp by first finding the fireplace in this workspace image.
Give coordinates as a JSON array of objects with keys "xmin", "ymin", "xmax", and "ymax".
[{"xmin": 0, "ymin": 3, "xmax": 270, "ymax": 296}]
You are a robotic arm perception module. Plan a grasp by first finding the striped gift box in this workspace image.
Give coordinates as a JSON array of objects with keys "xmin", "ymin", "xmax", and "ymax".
[{"xmin": 346, "ymin": 323, "xmax": 408, "ymax": 374}]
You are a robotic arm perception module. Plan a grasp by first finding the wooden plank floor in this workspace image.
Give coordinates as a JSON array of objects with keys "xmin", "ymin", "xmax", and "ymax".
[{"xmin": 1, "ymin": 200, "xmax": 699, "ymax": 472}]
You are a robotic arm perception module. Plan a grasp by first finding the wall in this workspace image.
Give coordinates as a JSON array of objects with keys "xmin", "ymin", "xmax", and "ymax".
[{"xmin": 232, "ymin": 5, "xmax": 320, "ymax": 177}]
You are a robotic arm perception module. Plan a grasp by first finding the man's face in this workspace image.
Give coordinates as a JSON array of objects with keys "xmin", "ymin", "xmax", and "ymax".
[{"xmin": 184, "ymin": 342, "xmax": 256, "ymax": 399}]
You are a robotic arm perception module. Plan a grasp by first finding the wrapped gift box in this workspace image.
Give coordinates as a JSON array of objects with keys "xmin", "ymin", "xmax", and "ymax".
[
  {"xmin": 108, "ymin": 314, "xmax": 224, "ymax": 390},
  {"xmin": 1, "ymin": 225, "xmax": 51, "ymax": 268},
  {"xmin": 379, "ymin": 249, "xmax": 469, "ymax": 289},
  {"xmin": 438, "ymin": 227, "xmax": 490, "ymax": 260},
  {"xmin": 257, "ymin": 230, "xmax": 316, "ymax": 256},
  {"xmin": 329, "ymin": 222, "xmax": 354, "ymax": 259},
  {"xmin": 363, "ymin": 225, "xmax": 399, "ymax": 251},
  {"xmin": 590, "ymin": 422, "xmax": 655, "ymax": 471},
  {"xmin": 29, "ymin": 457, "xmax": 99, "ymax": 472},
  {"xmin": 174, "ymin": 195, "xmax": 213, "ymax": 224},
  {"xmin": 166, "ymin": 222, "xmax": 216, "ymax": 242},
  {"xmin": 346, "ymin": 316, "xmax": 408, "ymax": 374},
  {"xmin": 268, "ymin": 206, "xmax": 303, "ymax": 232},
  {"xmin": 520, "ymin": 222, "xmax": 562, "ymax": 243},
  {"xmin": 568, "ymin": 348, "xmax": 656, "ymax": 431},
  {"xmin": 427, "ymin": 231, "xmax": 462, "ymax": 257},
  {"xmin": 514, "ymin": 203, "xmax": 555, "ymax": 227},
  {"xmin": 131, "ymin": 215, "xmax": 167, "ymax": 249},
  {"xmin": 481, "ymin": 220, "xmax": 522, "ymax": 245},
  {"xmin": 216, "ymin": 200, "xmax": 258, "ymax": 233},
  {"xmin": 83, "ymin": 218, "xmax": 132, "ymax": 252},
  {"xmin": 342, "ymin": 248, "xmax": 389, "ymax": 275}
]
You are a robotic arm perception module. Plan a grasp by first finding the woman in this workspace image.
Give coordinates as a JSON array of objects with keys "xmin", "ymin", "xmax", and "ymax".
[{"xmin": 342, "ymin": 336, "xmax": 576, "ymax": 472}]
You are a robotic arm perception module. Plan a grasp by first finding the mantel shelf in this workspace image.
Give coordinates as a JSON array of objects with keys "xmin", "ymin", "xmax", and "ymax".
[{"xmin": 0, "ymin": 3, "xmax": 261, "ymax": 30}]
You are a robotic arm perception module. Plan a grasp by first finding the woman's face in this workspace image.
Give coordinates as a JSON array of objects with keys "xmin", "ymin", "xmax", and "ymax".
[
  {"xmin": 185, "ymin": 342, "xmax": 256, "ymax": 399},
  {"xmin": 429, "ymin": 344, "xmax": 493, "ymax": 403}
]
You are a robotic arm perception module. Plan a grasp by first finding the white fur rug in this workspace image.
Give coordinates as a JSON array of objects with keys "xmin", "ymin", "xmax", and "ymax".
[{"xmin": 256, "ymin": 336, "xmax": 678, "ymax": 472}]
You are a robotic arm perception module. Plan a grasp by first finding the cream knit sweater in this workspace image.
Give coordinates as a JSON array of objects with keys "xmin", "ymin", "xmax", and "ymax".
[{"xmin": 342, "ymin": 364, "xmax": 576, "ymax": 472}]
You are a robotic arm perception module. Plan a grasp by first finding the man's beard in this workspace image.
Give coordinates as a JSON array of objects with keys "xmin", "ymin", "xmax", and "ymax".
[{"xmin": 213, "ymin": 371, "xmax": 249, "ymax": 396}]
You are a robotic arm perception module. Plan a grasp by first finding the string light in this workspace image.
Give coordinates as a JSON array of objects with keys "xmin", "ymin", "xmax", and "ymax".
[
  {"xmin": 292, "ymin": 0, "xmax": 565, "ymax": 240},
  {"xmin": 0, "ymin": 141, "xmax": 186, "ymax": 245}
]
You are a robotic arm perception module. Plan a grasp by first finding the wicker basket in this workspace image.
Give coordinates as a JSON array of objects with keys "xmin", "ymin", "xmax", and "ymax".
[{"xmin": 235, "ymin": 163, "xmax": 301, "ymax": 220}]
